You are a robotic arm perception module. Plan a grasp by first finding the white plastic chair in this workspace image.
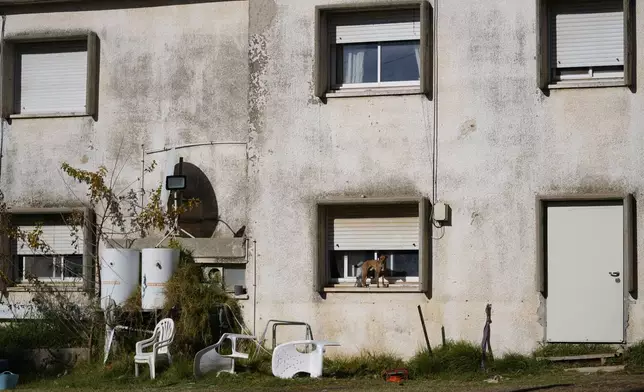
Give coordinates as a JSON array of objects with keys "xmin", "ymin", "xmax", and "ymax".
[
  {"xmin": 193, "ymin": 333, "xmax": 258, "ymax": 377},
  {"xmin": 134, "ymin": 318, "xmax": 175, "ymax": 379},
  {"xmin": 271, "ymin": 340, "xmax": 340, "ymax": 379}
]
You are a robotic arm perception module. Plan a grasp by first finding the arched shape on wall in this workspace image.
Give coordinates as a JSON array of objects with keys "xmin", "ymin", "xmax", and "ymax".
[{"xmin": 168, "ymin": 161, "xmax": 218, "ymax": 238}]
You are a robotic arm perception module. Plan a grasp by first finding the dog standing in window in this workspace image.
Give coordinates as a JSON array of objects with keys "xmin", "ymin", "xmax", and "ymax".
[{"xmin": 359, "ymin": 255, "xmax": 389, "ymax": 288}]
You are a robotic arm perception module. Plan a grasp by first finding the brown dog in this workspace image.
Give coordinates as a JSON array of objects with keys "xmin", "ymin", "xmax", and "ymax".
[{"xmin": 361, "ymin": 255, "xmax": 388, "ymax": 288}]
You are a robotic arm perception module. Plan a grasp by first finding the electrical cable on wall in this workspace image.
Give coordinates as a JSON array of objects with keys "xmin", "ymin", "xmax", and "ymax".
[{"xmin": 0, "ymin": 14, "xmax": 6, "ymax": 184}]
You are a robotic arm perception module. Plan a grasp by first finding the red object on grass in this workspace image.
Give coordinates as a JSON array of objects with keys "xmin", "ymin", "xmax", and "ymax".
[{"xmin": 382, "ymin": 368, "xmax": 409, "ymax": 383}]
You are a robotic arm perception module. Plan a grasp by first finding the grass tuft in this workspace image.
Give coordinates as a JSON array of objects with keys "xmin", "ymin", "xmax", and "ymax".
[
  {"xmin": 324, "ymin": 351, "xmax": 405, "ymax": 378},
  {"xmin": 533, "ymin": 343, "xmax": 614, "ymax": 358},
  {"xmin": 625, "ymin": 341, "xmax": 644, "ymax": 370}
]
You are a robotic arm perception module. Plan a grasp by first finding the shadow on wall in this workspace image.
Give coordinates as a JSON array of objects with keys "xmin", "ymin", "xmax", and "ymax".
[{"xmin": 168, "ymin": 161, "xmax": 219, "ymax": 238}]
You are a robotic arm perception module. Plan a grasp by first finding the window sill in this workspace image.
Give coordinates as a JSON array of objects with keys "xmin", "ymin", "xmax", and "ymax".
[
  {"xmin": 7, "ymin": 282, "xmax": 84, "ymax": 292},
  {"xmin": 326, "ymin": 86, "xmax": 424, "ymax": 99},
  {"xmin": 9, "ymin": 112, "xmax": 92, "ymax": 120},
  {"xmin": 231, "ymin": 294, "xmax": 249, "ymax": 300},
  {"xmin": 323, "ymin": 285, "xmax": 421, "ymax": 293},
  {"xmin": 547, "ymin": 79, "xmax": 627, "ymax": 90}
]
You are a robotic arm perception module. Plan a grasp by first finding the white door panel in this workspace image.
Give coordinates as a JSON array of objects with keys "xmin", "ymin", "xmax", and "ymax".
[{"xmin": 546, "ymin": 204, "xmax": 623, "ymax": 343}]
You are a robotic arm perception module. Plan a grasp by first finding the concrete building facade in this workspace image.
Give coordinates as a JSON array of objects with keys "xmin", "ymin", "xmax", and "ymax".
[{"xmin": 0, "ymin": 0, "xmax": 642, "ymax": 358}]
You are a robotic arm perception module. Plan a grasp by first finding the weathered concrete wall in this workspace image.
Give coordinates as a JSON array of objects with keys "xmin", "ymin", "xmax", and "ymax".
[
  {"xmin": 4, "ymin": 0, "xmax": 644, "ymax": 360},
  {"xmin": 0, "ymin": 1, "xmax": 250, "ymax": 318},
  {"xmin": 1, "ymin": 1, "xmax": 249, "ymax": 235},
  {"xmin": 246, "ymin": 0, "xmax": 644, "ymax": 358}
]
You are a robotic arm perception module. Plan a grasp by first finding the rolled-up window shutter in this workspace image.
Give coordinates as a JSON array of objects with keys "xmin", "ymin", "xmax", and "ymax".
[
  {"xmin": 14, "ymin": 225, "xmax": 83, "ymax": 255},
  {"xmin": 551, "ymin": 0, "xmax": 624, "ymax": 69},
  {"xmin": 329, "ymin": 217, "xmax": 419, "ymax": 251},
  {"xmin": 330, "ymin": 9, "xmax": 420, "ymax": 44},
  {"xmin": 17, "ymin": 40, "xmax": 88, "ymax": 114}
]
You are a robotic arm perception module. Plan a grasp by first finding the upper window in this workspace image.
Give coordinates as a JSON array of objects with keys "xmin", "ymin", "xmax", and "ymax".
[
  {"xmin": 538, "ymin": 0, "xmax": 634, "ymax": 89},
  {"xmin": 317, "ymin": 198, "xmax": 431, "ymax": 293},
  {"xmin": 315, "ymin": 2, "xmax": 432, "ymax": 98},
  {"xmin": 331, "ymin": 11, "xmax": 421, "ymax": 89},
  {"xmin": 2, "ymin": 33, "xmax": 99, "ymax": 119}
]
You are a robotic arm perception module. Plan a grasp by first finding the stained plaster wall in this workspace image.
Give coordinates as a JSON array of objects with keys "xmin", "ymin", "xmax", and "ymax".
[
  {"xmin": 0, "ymin": 1, "xmax": 250, "ymax": 316},
  {"xmin": 247, "ymin": 0, "xmax": 644, "ymax": 358},
  {"xmin": 3, "ymin": 0, "xmax": 644, "ymax": 359}
]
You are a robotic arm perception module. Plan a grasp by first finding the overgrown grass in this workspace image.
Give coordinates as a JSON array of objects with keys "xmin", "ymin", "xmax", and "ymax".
[
  {"xmin": 533, "ymin": 343, "xmax": 614, "ymax": 358},
  {"xmin": 324, "ymin": 351, "xmax": 405, "ymax": 378},
  {"xmin": 162, "ymin": 243, "xmax": 243, "ymax": 356},
  {"xmin": 625, "ymin": 341, "xmax": 644, "ymax": 370}
]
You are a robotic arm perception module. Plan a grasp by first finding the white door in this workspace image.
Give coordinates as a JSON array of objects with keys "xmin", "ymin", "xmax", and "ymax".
[{"xmin": 546, "ymin": 203, "xmax": 624, "ymax": 343}]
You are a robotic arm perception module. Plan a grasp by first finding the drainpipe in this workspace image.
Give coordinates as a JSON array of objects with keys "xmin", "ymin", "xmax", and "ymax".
[
  {"xmin": 140, "ymin": 144, "xmax": 144, "ymax": 209},
  {"xmin": 253, "ymin": 239, "xmax": 257, "ymax": 336},
  {"xmin": 432, "ymin": 0, "xmax": 439, "ymax": 204},
  {"xmin": 0, "ymin": 14, "xmax": 6, "ymax": 184}
]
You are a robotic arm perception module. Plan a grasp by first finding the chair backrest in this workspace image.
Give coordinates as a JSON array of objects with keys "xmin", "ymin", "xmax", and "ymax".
[{"xmin": 154, "ymin": 318, "xmax": 175, "ymax": 354}]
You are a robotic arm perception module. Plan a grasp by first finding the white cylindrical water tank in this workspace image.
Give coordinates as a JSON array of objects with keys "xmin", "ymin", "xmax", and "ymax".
[
  {"xmin": 141, "ymin": 248, "xmax": 180, "ymax": 310},
  {"xmin": 100, "ymin": 248, "xmax": 141, "ymax": 310}
]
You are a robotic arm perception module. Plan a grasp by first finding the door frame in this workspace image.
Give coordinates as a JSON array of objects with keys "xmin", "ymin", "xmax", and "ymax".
[{"xmin": 535, "ymin": 193, "xmax": 636, "ymax": 344}]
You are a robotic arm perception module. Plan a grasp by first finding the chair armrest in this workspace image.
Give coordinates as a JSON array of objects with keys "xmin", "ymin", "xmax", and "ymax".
[{"xmin": 135, "ymin": 331, "xmax": 159, "ymax": 353}]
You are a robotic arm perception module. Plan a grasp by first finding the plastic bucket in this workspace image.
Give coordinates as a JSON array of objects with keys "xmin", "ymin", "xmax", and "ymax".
[{"xmin": 0, "ymin": 371, "xmax": 19, "ymax": 390}]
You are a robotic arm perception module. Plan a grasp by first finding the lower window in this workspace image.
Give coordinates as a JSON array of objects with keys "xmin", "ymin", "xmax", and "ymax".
[
  {"xmin": 319, "ymin": 198, "xmax": 430, "ymax": 291},
  {"xmin": 17, "ymin": 255, "xmax": 83, "ymax": 282}
]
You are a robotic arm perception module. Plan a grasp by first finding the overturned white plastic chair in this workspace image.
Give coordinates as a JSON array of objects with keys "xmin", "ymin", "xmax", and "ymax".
[
  {"xmin": 134, "ymin": 318, "xmax": 175, "ymax": 380},
  {"xmin": 271, "ymin": 340, "xmax": 340, "ymax": 379},
  {"xmin": 193, "ymin": 333, "xmax": 258, "ymax": 377}
]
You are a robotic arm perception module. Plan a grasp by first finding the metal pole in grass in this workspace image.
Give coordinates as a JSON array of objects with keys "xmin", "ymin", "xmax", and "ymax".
[
  {"xmin": 481, "ymin": 304, "xmax": 493, "ymax": 370},
  {"xmin": 417, "ymin": 305, "xmax": 432, "ymax": 355}
]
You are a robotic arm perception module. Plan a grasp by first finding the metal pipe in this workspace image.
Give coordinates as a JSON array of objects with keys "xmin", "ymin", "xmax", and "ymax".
[
  {"xmin": 0, "ymin": 15, "xmax": 6, "ymax": 184},
  {"xmin": 253, "ymin": 239, "xmax": 257, "ymax": 336},
  {"xmin": 432, "ymin": 0, "xmax": 439, "ymax": 204},
  {"xmin": 145, "ymin": 141, "xmax": 247, "ymax": 155},
  {"xmin": 140, "ymin": 144, "xmax": 144, "ymax": 208}
]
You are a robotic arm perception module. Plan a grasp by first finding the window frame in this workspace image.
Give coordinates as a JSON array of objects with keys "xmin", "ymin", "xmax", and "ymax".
[
  {"xmin": 536, "ymin": 0, "xmax": 634, "ymax": 90},
  {"xmin": 331, "ymin": 40, "xmax": 422, "ymax": 90},
  {"xmin": 18, "ymin": 254, "xmax": 83, "ymax": 283},
  {"xmin": 316, "ymin": 197, "xmax": 431, "ymax": 293},
  {"xmin": 1, "ymin": 31, "xmax": 100, "ymax": 120},
  {"xmin": 315, "ymin": 1, "xmax": 432, "ymax": 100},
  {"xmin": 0, "ymin": 207, "xmax": 95, "ymax": 292}
]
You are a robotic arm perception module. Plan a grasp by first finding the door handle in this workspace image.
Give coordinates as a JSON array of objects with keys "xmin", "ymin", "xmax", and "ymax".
[{"xmin": 609, "ymin": 272, "xmax": 620, "ymax": 277}]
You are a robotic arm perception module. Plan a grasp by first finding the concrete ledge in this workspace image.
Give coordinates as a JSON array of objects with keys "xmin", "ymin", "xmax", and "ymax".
[
  {"xmin": 7, "ymin": 283, "xmax": 84, "ymax": 292},
  {"xmin": 107, "ymin": 237, "xmax": 246, "ymax": 259},
  {"xmin": 326, "ymin": 87, "xmax": 423, "ymax": 99},
  {"xmin": 538, "ymin": 353, "xmax": 618, "ymax": 362},
  {"xmin": 548, "ymin": 80, "xmax": 627, "ymax": 90},
  {"xmin": 564, "ymin": 365, "xmax": 625, "ymax": 374},
  {"xmin": 324, "ymin": 286, "xmax": 421, "ymax": 293}
]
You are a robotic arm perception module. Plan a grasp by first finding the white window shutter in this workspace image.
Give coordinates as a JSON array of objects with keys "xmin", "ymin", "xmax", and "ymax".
[
  {"xmin": 330, "ymin": 9, "xmax": 420, "ymax": 44},
  {"xmin": 15, "ymin": 225, "xmax": 83, "ymax": 255},
  {"xmin": 18, "ymin": 42, "xmax": 88, "ymax": 114},
  {"xmin": 329, "ymin": 217, "xmax": 419, "ymax": 251},
  {"xmin": 551, "ymin": 0, "xmax": 624, "ymax": 68}
]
